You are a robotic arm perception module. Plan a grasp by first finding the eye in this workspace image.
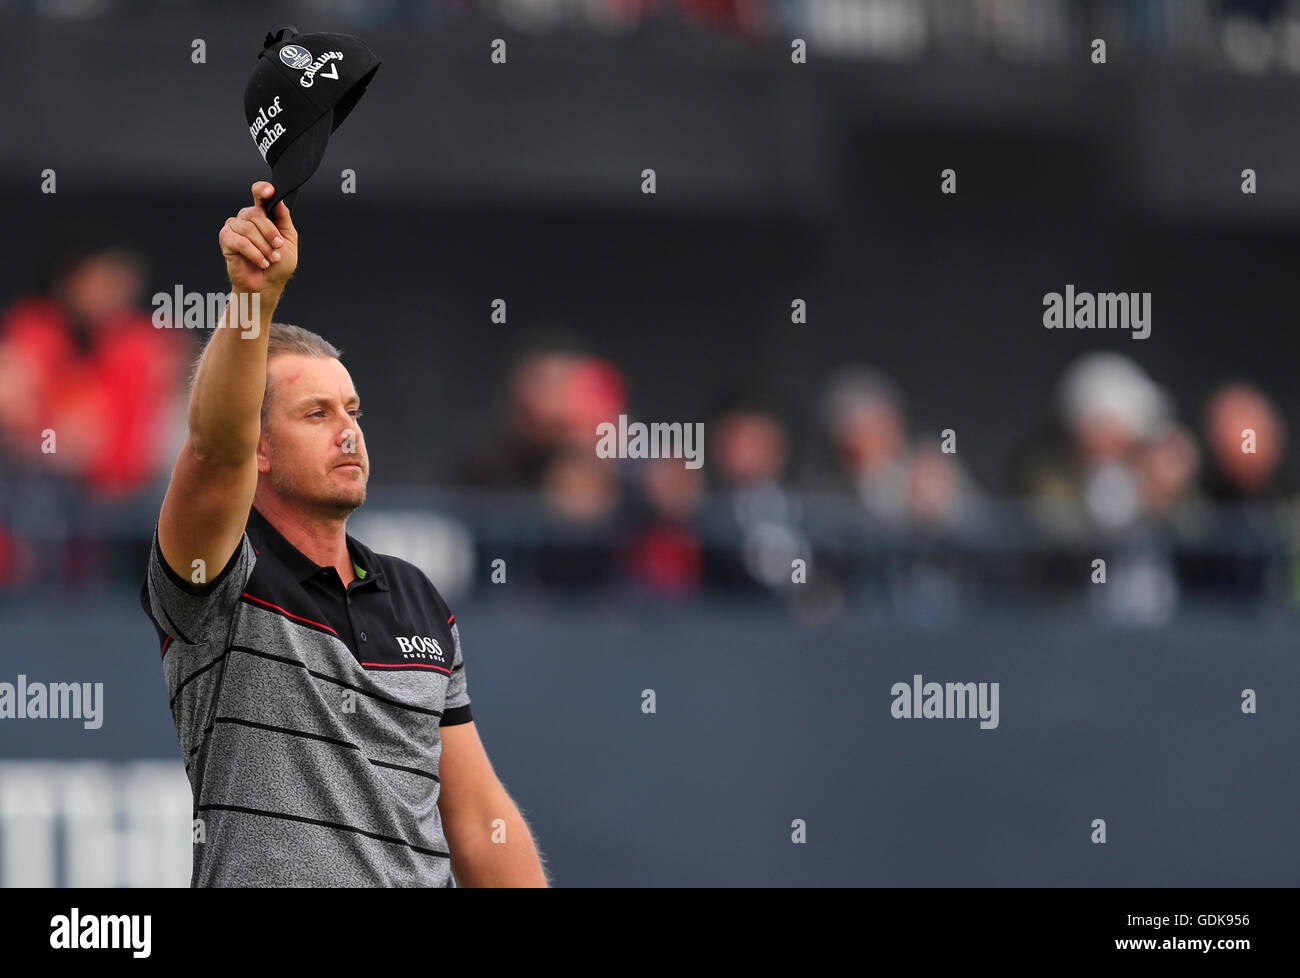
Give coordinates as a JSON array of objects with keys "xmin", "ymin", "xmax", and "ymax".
[
  {"xmin": 349, "ymin": 409, "xmax": 363, "ymax": 419},
  {"xmin": 308, "ymin": 410, "xmax": 325, "ymax": 418}
]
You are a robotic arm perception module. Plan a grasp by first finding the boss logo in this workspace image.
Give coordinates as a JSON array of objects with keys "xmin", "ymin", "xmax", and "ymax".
[{"xmin": 395, "ymin": 635, "xmax": 445, "ymax": 661}]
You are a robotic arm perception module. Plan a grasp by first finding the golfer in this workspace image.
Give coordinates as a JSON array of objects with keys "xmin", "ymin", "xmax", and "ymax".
[{"xmin": 140, "ymin": 181, "xmax": 548, "ymax": 887}]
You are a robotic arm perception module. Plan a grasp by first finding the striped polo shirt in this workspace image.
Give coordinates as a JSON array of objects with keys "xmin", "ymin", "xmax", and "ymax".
[{"xmin": 140, "ymin": 505, "xmax": 472, "ymax": 887}]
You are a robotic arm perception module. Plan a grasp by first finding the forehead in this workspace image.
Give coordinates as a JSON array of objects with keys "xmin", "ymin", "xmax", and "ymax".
[{"xmin": 268, "ymin": 354, "xmax": 357, "ymax": 402}]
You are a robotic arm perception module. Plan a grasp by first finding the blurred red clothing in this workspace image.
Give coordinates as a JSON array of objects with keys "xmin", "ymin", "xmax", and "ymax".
[
  {"xmin": 0, "ymin": 296, "xmax": 184, "ymax": 496},
  {"xmin": 624, "ymin": 522, "xmax": 702, "ymax": 596}
]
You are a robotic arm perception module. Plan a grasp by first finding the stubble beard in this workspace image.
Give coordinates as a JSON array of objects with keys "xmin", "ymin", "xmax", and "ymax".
[{"xmin": 270, "ymin": 463, "xmax": 367, "ymax": 521}]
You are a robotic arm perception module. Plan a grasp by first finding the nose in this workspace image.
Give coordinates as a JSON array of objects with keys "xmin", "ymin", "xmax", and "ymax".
[{"xmin": 339, "ymin": 425, "xmax": 361, "ymax": 456}]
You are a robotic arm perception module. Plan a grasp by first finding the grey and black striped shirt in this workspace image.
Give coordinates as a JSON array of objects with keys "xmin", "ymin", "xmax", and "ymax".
[{"xmin": 141, "ymin": 506, "xmax": 472, "ymax": 887}]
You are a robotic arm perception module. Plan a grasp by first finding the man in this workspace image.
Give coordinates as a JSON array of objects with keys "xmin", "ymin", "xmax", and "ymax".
[
  {"xmin": 140, "ymin": 181, "xmax": 548, "ymax": 887},
  {"xmin": 0, "ymin": 238, "xmax": 184, "ymax": 496}
]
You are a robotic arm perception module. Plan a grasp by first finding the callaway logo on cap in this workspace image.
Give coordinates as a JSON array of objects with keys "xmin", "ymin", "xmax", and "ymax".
[{"xmin": 243, "ymin": 25, "xmax": 381, "ymax": 215}]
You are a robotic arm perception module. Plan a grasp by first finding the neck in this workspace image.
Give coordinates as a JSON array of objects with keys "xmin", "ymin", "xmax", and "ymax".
[{"xmin": 253, "ymin": 491, "xmax": 354, "ymax": 585}]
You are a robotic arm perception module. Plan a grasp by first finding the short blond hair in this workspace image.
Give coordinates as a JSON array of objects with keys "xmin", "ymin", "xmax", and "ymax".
[
  {"xmin": 261, "ymin": 322, "xmax": 342, "ymax": 429},
  {"xmin": 186, "ymin": 322, "xmax": 344, "ymax": 430}
]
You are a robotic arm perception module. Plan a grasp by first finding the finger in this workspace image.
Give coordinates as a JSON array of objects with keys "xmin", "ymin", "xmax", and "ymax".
[
  {"xmin": 270, "ymin": 199, "xmax": 296, "ymax": 240},
  {"xmin": 220, "ymin": 226, "xmax": 270, "ymax": 270},
  {"xmin": 219, "ymin": 225, "xmax": 271, "ymax": 270},
  {"xmin": 227, "ymin": 217, "xmax": 278, "ymax": 263},
  {"xmin": 238, "ymin": 205, "xmax": 285, "ymax": 253},
  {"xmin": 228, "ymin": 217, "xmax": 275, "ymax": 262},
  {"xmin": 250, "ymin": 181, "xmax": 275, "ymax": 209}
]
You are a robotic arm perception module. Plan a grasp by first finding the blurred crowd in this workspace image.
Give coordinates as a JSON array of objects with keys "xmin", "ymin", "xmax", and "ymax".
[
  {"xmin": 12, "ymin": 0, "xmax": 1298, "ymax": 74},
  {"xmin": 1, "ymin": 240, "xmax": 1298, "ymax": 623},
  {"xmin": 453, "ymin": 339, "xmax": 1300, "ymax": 622},
  {"xmin": 1004, "ymin": 354, "xmax": 1296, "ymax": 624}
]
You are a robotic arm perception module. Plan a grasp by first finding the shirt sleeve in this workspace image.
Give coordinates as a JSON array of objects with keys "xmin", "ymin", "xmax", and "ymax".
[
  {"xmin": 142, "ymin": 527, "xmax": 256, "ymax": 652},
  {"xmin": 441, "ymin": 620, "xmax": 473, "ymax": 726}
]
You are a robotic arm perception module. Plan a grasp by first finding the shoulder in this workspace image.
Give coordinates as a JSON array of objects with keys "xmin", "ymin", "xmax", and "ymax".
[
  {"xmin": 370, "ymin": 548, "xmax": 457, "ymax": 623},
  {"xmin": 2, "ymin": 297, "xmax": 66, "ymax": 347}
]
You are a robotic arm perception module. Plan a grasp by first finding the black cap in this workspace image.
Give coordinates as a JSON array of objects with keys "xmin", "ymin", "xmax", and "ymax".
[{"xmin": 243, "ymin": 26, "xmax": 380, "ymax": 216}]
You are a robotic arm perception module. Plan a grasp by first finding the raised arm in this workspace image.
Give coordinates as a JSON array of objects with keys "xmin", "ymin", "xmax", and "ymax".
[{"xmin": 156, "ymin": 181, "xmax": 299, "ymax": 586}]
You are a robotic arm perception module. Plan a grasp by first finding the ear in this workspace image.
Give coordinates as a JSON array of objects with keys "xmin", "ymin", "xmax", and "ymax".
[{"xmin": 256, "ymin": 427, "xmax": 272, "ymax": 474}]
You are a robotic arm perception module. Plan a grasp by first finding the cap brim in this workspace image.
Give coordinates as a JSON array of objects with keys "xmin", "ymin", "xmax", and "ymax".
[{"xmin": 265, "ymin": 108, "xmax": 334, "ymax": 217}]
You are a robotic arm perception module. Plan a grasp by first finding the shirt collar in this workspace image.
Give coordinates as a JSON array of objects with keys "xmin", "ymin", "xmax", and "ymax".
[
  {"xmin": 248, "ymin": 506, "xmax": 388, "ymax": 590},
  {"xmin": 344, "ymin": 528, "xmax": 389, "ymax": 591}
]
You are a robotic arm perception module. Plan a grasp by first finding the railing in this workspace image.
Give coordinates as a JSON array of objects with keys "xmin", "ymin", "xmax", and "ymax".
[{"xmin": 2, "ymin": 483, "xmax": 1297, "ymax": 623}]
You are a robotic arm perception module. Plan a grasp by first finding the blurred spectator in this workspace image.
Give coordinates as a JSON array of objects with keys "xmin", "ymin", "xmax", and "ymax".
[
  {"xmin": 542, "ymin": 447, "xmax": 622, "ymax": 523},
  {"xmin": 803, "ymin": 364, "xmax": 983, "ymax": 533},
  {"xmin": 0, "ymin": 240, "xmax": 184, "ymax": 496},
  {"xmin": 622, "ymin": 457, "xmax": 705, "ymax": 598},
  {"xmin": 461, "ymin": 341, "xmax": 626, "ymax": 490},
  {"xmin": 799, "ymin": 364, "xmax": 985, "ymax": 624},
  {"xmin": 700, "ymin": 394, "xmax": 809, "ymax": 594},
  {"xmin": 1202, "ymin": 382, "xmax": 1288, "ymax": 502},
  {"xmin": 907, "ymin": 442, "xmax": 979, "ymax": 531},
  {"xmin": 712, "ymin": 404, "xmax": 788, "ymax": 491},
  {"xmin": 535, "ymin": 446, "xmax": 624, "ymax": 592},
  {"xmin": 0, "ymin": 239, "xmax": 186, "ymax": 590},
  {"xmin": 462, "ymin": 338, "xmax": 629, "ymax": 591},
  {"xmin": 803, "ymin": 365, "xmax": 909, "ymax": 522},
  {"xmin": 1180, "ymin": 381, "xmax": 1293, "ymax": 605},
  {"xmin": 1015, "ymin": 351, "xmax": 1174, "ymax": 539},
  {"xmin": 461, "ymin": 347, "xmax": 582, "ymax": 488},
  {"xmin": 1136, "ymin": 421, "xmax": 1201, "ymax": 519},
  {"xmin": 1004, "ymin": 353, "xmax": 1191, "ymax": 622}
]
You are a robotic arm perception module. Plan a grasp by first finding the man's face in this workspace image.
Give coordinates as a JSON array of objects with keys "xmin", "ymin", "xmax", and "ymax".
[
  {"xmin": 258, "ymin": 354, "xmax": 369, "ymax": 517},
  {"xmin": 58, "ymin": 251, "xmax": 144, "ymax": 326}
]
